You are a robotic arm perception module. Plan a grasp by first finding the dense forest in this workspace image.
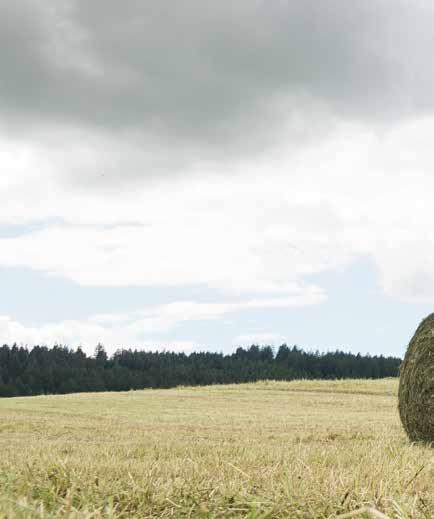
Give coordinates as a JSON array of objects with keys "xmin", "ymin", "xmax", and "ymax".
[{"xmin": 0, "ymin": 343, "xmax": 401, "ymax": 397}]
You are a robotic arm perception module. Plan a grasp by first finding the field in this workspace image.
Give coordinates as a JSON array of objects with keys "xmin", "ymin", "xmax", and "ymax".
[{"xmin": 0, "ymin": 379, "xmax": 432, "ymax": 518}]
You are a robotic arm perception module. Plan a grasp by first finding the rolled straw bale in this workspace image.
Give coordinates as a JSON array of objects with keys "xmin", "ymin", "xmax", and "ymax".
[{"xmin": 398, "ymin": 314, "xmax": 434, "ymax": 443}]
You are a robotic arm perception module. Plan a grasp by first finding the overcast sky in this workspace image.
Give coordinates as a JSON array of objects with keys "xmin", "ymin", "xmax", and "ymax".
[{"xmin": 2, "ymin": 0, "xmax": 434, "ymax": 356}]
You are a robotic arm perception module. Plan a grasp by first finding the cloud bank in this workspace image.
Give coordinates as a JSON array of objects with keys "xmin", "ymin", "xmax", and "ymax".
[
  {"xmin": 1, "ymin": 1, "xmax": 434, "ymax": 349},
  {"xmin": 0, "ymin": 295, "xmax": 324, "ymax": 354},
  {"xmin": 2, "ymin": 0, "xmax": 434, "ymax": 178}
]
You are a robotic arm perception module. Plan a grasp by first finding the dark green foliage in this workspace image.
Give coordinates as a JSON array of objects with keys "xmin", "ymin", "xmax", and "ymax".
[
  {"xmin": 398, "ymin": 314, "xmax": 434, "ymax": 443},
  {"xmin": 0, "ymin": 343, "xmax": 401, "ymax": 397}
]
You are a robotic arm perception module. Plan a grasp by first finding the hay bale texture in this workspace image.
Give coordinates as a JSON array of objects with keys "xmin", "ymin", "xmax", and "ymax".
[{"xmin": 398, "ymin": 314, "xmax": 434, "ymax": 443}]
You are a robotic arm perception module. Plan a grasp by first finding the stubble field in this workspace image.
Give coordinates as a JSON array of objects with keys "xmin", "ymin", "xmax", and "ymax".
[{"xmin": 0, "ymin": 379, "xmax": 432, "ymax": 518}]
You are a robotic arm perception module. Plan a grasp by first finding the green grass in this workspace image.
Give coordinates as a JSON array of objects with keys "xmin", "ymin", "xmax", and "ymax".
[{"xmin": 0, "ymin": 379, "xmax": 432, "ymax": 518}]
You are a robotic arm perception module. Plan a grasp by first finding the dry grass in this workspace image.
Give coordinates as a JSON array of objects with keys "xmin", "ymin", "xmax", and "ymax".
[{"xmin": 0, "ymin": 379, "xmax": 432, "ymax": 518}]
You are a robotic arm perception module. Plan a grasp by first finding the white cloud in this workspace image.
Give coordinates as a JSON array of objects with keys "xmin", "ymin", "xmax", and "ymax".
[
  {"xmin": 2, "ymin": 0, "xmax": 434, "ymax": 313},
  {"xmin": 0, "ymin": 295, "xmax": 324, "ymax": 354},
  {"xmin": 2, "ymin": 0, "xmax": 434, "ymax": 362},
  {"xmin": 2, "ymin": 116, "xmax": 434, "ymax": 303},
  {"xmin": 0, "ymin": 312, "xmax": 197, "ymax": 355}
]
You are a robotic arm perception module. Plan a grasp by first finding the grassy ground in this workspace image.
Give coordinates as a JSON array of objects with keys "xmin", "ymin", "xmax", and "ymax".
[{"xmin": 0, "ymin": 379, "xmax": 432, "ymax": 518}]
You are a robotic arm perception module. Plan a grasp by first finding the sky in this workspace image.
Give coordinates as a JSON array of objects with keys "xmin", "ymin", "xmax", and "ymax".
[{"xmin": 1, "ymin": 0, "xmax": 434, "ymax": 357}]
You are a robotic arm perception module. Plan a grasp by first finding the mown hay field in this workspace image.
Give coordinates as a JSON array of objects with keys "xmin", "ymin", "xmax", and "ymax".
[{"xmin": 0, "ymin": 379, "xmax": 432, "ymax": 518}]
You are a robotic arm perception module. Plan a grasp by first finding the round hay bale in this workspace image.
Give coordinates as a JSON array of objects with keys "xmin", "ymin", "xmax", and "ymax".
[{"xmin": 398, "ymin": 314, "xmax": 434, "ymax": 443}]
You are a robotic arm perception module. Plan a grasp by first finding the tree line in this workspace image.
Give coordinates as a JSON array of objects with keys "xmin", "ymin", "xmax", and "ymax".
[{"xmin": 0, "ymin": 343, "xmax": 401, "ymax": 397}]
